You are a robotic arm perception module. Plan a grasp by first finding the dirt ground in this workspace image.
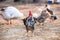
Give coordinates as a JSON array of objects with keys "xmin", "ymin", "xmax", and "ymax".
[{"xmin": 0, "ymin": 2, "xmax": 60, "ymax": 40}]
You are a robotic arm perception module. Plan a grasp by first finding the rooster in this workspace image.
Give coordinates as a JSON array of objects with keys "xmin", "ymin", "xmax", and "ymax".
[{"xmin": 22, "ymin": 11, "xmax": 36, "ymax": 34}]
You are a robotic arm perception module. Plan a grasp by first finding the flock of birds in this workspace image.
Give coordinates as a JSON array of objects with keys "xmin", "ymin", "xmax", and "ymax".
[{"xmin": 0, "ymin": 4, "xmax": 57, "ymax": 35}]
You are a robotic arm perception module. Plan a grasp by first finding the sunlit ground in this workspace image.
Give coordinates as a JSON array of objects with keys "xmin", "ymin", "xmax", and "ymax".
[{"xmin": 0, "ymin": 2, "xmax": 60, "ymax": 40}]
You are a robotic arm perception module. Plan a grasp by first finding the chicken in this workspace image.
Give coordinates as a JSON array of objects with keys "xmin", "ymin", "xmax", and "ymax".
[{"xmin": 1, "ymin": 6, "xmax": 24, "ymax": 25}]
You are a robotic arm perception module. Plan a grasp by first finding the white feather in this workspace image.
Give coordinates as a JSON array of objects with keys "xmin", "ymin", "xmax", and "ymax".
[
  {"xmin": 38, "ymin": 8, "xmax": 43, "ymax": 13},
  {"xmin": 2, "ymin": 6, "xmax": 24, "ymax": 19},
  {"xmin": 32, "ymin": 13, "xmax": 39, "ymax": 18}
]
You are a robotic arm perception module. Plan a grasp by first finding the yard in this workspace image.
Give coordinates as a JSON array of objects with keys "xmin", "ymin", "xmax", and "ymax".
[{"xmin": 0, "ymin": 2, "xmax": 60, "ymax": 40}]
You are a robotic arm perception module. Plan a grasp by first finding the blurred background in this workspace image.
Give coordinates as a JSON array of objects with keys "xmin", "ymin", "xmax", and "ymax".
[{"xmin": 0, "ymin": 0, "xmax": 60, "ymax": 40}]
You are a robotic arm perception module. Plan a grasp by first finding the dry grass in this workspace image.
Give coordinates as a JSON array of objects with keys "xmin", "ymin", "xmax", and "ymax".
[{"xmin": 0, "ymin": 2, "xmax": 60, "ymax": 40}]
